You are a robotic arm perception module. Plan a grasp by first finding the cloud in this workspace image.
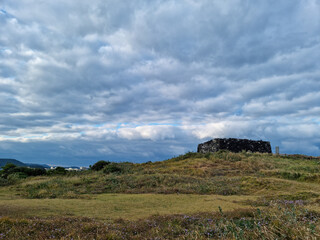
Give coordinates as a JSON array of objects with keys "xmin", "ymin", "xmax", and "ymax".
[{"xmin": 0, "ymin": 0, "xmax": 320, "ymax": 165}]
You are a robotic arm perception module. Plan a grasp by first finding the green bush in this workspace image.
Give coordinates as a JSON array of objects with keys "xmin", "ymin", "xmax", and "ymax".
[
  {"xmin": 0, "ymin": 163, "xmax": 46, "ymax": 179},
  {"xmin": 280, "ymin": 171, "xmax": 302, "ymax": 180},
  {"xmin": 7, "ymin": 172, "xmax": 28, "ymax": 182},
  {"xmin": 103, "ymin": 162, "xmax": 135, "ymax": 175},
  {"xmin": 0, "ymin": 163, "xmax": 17, "ymax": 178},
  {"xmin": 46, "ymin": 167, "xmax": 67, "ymax": 175},
  {"xmin": 15, "ymin": 167, "xmax": 46, "ymax": 176},
  {"xmin": 90, "ymin": 160, "xmax": 110, "ymax": 171},
  {"xmin": 0, "ymin": 177, "xmax": 9, "ymax": 186},
  {"xmin": 103, "ymin": 163, "xmax": 123, "ymax": 174}
]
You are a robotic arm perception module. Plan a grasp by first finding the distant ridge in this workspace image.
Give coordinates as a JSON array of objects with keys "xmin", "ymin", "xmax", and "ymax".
[
  {"xmin": 0, "ymin": 158, "xmax": 27, "ymax": 168},
  {"xmin": 0, "ymin": 159, "xmax": 49, "ymax": 169}
]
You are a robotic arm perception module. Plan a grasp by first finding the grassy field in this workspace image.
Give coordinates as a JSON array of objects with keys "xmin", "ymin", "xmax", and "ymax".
[
  {"xmin": 1, "ymin": 151, "xmax": 320, "ymax": 239},
  {"xmin": 0, "ymin": 193, "xmax": 256, "ymax": 220}
]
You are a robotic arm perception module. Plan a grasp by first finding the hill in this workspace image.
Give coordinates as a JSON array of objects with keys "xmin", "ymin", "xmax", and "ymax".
[
  {"xmin": 0, "ymin": 158, "xmax": 27, "ymax": 168},
  {"xmin": 1, "ymin": 151, "xmax": 320, "ymax": 239},
  {"xmin": 0, "ymin": 158, "xmax": 49, "ymax": 169},
  {"xmin": 9, "ymin": 151, "xmax": 320, "ymax": 198}
]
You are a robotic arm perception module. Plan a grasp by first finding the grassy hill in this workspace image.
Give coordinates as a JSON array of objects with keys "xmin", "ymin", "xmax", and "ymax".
[
  {"xmin": 1, "ymin": 151, "xmax": 320, "ymax": 239},
  {"xmin": 12, "ymin": 151, "xmax": 320, "ymax": 198}
]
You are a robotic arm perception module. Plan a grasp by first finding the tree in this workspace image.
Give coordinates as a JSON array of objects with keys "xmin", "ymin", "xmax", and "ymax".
[{"xmin": 0, "ymin": 163, "xmax": 17, "ymax": 178}]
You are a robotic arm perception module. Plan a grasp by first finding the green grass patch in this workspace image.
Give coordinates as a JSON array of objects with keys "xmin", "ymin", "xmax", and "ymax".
[{"xmin": 0, "ymin": 193, "xmax": 255, "ymax": 220}]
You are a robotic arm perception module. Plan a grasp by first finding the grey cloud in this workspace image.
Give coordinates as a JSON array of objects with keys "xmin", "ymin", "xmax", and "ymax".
[{"xmin": 0, "ymin": 0, "xmax": 320, "ymax": 165}]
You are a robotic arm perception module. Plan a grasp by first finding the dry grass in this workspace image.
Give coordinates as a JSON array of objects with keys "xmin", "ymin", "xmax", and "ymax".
[{"xmin": 0, "ymin": 204, "xmax": 319, "ymax": 239}]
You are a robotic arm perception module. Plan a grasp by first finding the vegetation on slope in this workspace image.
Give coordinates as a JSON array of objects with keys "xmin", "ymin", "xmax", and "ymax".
[
  {"xmin": 1, "ymin": 151, "xmax": 320, "ymax": 239},
  {"xmin": 5, "ymin": 151, "xmax": 320, "ymax": 199}
]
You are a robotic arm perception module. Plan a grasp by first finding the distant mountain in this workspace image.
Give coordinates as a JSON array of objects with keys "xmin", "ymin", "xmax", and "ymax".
[
  {"xmin": 0, "ymin": 158, "xmax": 27, "ymax": 168},
  {"xmin": 0, "ymin": 159, "xmax": 50, "ymax": 169}
]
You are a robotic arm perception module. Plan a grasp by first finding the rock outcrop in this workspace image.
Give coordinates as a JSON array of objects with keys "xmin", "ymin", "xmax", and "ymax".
[{"xmin": 197, "ymin": 138, "xmax": 272, "ymax": 154}]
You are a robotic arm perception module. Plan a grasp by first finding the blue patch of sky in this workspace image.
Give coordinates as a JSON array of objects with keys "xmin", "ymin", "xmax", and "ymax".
[
  {"xmin": 0, "ymin": 9, "xmax": 7, "ymax": 15},
  {"xmin": 234, "ymin": 109, "xmax": 243, "ymax": 116},
  {"xmin": 92, "ymin": 41, "xmax": 110, "ymax": 52},
  {"xmin": 311, "ymin": 119, "xmax": 320, "ymax": 125},
  {"xmin": 93, "ymin": 123, "xmax": 105, "ymax": 127},
  {"xmin": 0, "ymin": 8, "xmax": 15, "ymax": 19}
]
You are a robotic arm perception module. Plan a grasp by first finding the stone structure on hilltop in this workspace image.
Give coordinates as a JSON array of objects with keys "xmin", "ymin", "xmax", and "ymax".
[{"xmin": 197, "ymin": 138, "xmax": 272, "ymax": 154}]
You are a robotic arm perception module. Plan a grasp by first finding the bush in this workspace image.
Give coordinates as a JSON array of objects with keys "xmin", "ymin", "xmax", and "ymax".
[
  {"xmin": 0, "ymin": 163, "xmax": 46, "ymax": 179},
  {"xmin": 0, "ymin": 163, "xmax": 17, "ymax": 178},
  {"xmin": 47, "ymin": 167, "xmax": 67, "ymax": 175},
  {"xmin": 7, "ymin": 172, "xmax": 28, "ymax": 182},
  {"xmin": 15, "ymin": 167, "xmax": 46, "ymax": 176},
  {"xmin": 103, "ymin": 163, "xmax": 123, "ymax": 174},
  {"xmin": 280, "ymin": 171, "xmax": 302, "ymax": 180},
  {"xmin": 90, "ymin": 160, "xmax": 110, "ymax": 171},
  {"xmin": 0, "ymin": 177, "xmax": 9, "ymax": 186}
]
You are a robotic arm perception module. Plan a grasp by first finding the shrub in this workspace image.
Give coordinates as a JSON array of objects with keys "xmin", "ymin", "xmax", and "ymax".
[
  {"xmin": 7, "ymin": 172, "xmax": 28, "ymax": 182},
  {"xmin": 15, "ymin": 167, "xmax": 46, "ymax": 176},
  {"xmin": 47, "ymin": 167, "xmax": 67, "ymax": 175},
  {"xmin": 90, "ymin": 160, "xmax": 110, "ymax": 171},
  {"xmin": 204, "ymin": 152, "xmax": 212, "ymax": 159},
  {"xmin": 0, "ymin": 177, "xmax": 8, "ymax": 186},
  {"xmin": 0, "ymin": 163, "xmax": 46, "ymax": 179},
  {"xmin": 280, "ymin": 171, "xmax": 302, "ymax": 180},
  {"xmin": 0, "ymin": 163, "xmax": 17, "ymax": 178},
  {"xmin": 103, "ymin": 163, "xmax": 123, "ymax": 174},
  {"xmin": 103, "ymin": 162, "xmax": 135, "ymax": 175}
]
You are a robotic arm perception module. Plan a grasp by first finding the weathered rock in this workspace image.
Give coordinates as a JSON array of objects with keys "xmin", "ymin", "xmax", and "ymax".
[{"xmin": 197, "ymin": 138, "xmax": 272, "ymax": 154}]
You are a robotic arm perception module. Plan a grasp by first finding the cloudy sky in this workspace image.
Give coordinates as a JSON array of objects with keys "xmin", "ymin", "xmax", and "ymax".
[{"xmin": 0, "ymin": 0, "xmax": 320, "ymax": 166}]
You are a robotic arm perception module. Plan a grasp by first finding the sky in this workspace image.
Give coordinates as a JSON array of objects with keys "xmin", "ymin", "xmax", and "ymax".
[{"xmin": 0, "ymin": 0, "xmax": 320, "ymax": 166}]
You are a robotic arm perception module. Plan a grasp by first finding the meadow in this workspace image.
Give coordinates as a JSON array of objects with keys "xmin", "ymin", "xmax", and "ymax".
[{"xmin": 1, "ymin": 151, "xmax": 320, "ymax": 239}]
